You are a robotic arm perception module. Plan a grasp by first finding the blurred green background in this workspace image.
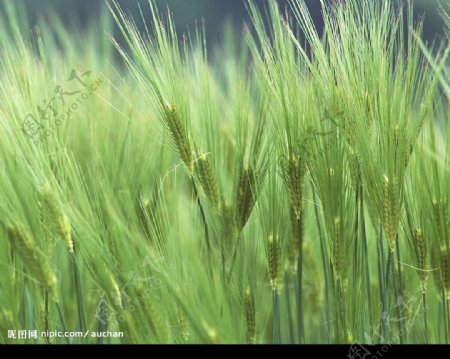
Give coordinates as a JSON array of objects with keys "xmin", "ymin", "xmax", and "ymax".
[{"xmin": 5, "ymin": 0, "xmax": 448, "ymax": 44}]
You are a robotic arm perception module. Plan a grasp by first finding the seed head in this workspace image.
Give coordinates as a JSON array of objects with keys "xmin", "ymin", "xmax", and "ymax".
[
  {"xmin": 164, "ymin": 105, "xmax": 194, "ymax": 175},
  {"xmin": 382, "ymin": 175, "xmax": 402, "ymax": 250},
  {"xmin": 196, "ymin": 154, "xmax": 221, "ymax": 211},
  {"xmin": 281, "ymin": 153, "xmax": 305, "ymax": 219},
  {"xmin": 244, "ymin": 287, "xmax": 256, "ymax": 344},
  {"xmin": 266, "ymin": 234, "xmax": 282, "ymax": 292},
  {"xmin": 38, "ymin": 187, "xmax": 74, "ymax": 254},
  {"xmin": 7, "ymin": 221, "xmax": 57, "ymax": 298},
  {"xmin": 236, "ymin": 166, "xmax": 257, "ymax": 232}
]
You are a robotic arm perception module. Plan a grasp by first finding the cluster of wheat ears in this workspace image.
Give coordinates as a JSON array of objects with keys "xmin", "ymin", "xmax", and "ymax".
[{"xmin": 0, "ymin": 0, "xmax": 449, "ymax": 344}]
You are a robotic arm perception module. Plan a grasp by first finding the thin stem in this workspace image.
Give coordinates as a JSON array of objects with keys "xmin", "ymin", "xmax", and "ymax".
[
  {"xmin": 382, "ymin": 246, "xmax": 392, "ymax": 343},
  {"xmin": 221, "ymin": 238, "xmax": 226, "ymax": 276},
  {"xmin": 353, "ymin": 187, "xmax": 360, "ymax": 285},
  {"xmin": 438, "ymin": 296, "xmax": 442, "ymax": 343},
  {"xmin": 312, "ymin": 186, "xmax": 331, "ymax": 343},
  {"xmin": 390, "ymin": 248, "xmax": 401, "ymax": 344},
  {"xmin": 319, "ymin": 310, "xmax": 327, "ymax": 343},
  {"xmin": 191, "ymin": 176, "xmax": 211, "ymax": 253},
  {"xmin": 272, "ymin": 290, "xmax": 281, "ymax": 344},
  {"xmin": 336, "ymin": 277, "xmax": 344, "ymax": 343},
  {"xmin": 296, "ymin": 215, "xmax": 305, "ymax": 344},
  {"xmin": 285, "ymin": 271, "xmax": 295, "ymax": 344},
  {"xmin": 72, "ymin": 252, "xmax": 87, "ymax": 332},
  {"xmin": 422, "ymin": 290, "xmax": 429, "ymax": 344},
  {"xmin": 227, "ymin": 232, "xmax": 241, "ymax": 281},
  {"xmin": 444, "ymin": 297, "xmax": 450, "ymax": 344},
  {"xmin": 376, "ymin": 227, "xmax": 384, "ymax": 342},
  {"xmin": 55, "ymin": 302, "xmax": 70, "ymax": 344},
  {"xmin": 191, "ymin": 175, "xmax": 214, "ymax": 281},
  {"xmin": 443, "ymin": 292, "xmax": 449, "ymax": 344},
  {"xmin": 360, "ymin": 188, "xmax": 373, "ymax": 338},
  {"xmin": 395, "ymin": 238, "xmax": 406, "ymax": 343},
  {"xmin": 44, "ymin": 291, "xmax": 49, "ymax": 344},
  {"xmin": 380, "ymin": 225, "xmax": 386, "ymax": 286}
]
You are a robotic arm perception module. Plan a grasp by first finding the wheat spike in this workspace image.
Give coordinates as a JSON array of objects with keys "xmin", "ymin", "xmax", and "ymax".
[
  {"xmin": 38, "ymin": 187, "xmax": 74, "ymax": 254},
  {"xmin": 236, "ymin": 166, "xmax": 257, "ymax": 232},
  {"xmin": 175, "ymin": 306, "xmax": 190, "ymax": 342},
  {"xmin": 382, "ymin": 175, "xmax": 402, "ymax": 250},
  {"xmin": 440, "ymin": 244, "xmax": 450, "ymax": 298},
  {"xmin": 348, "ymin": 147, "xmax": 361, "ymax": 188},
  {"xmin": 196, "ymin": 153, "xmax": 221, "ymax": 210},
  {"xmin": 164, "ymin": 105, "xmax": 194, "ymax": 175},
  {"xmin": 222, "ymin": 203, "xmax": 236, "ymax": 236},
  {"xmin": 244, "ymin": 287, "xmax": 256, "ymax": 344},
  {"xmin": 266, "ymin": 234, "xmax": 282, "ymax": 292},
  {"xmin": 287, "ymin": 209, "xmax": 300, "ymax": 273},
  {"xmin": 413, "ymin": 228, "xmax": 428, "ymax": 285},
  {"xmin": 110, "ymin": 273, "xmax": 123, "ymax": 309},
  {"xmin": 281, "ymin": 153, "xmax": 305, "ymax": 219},
  {"xmin": 332, "ymin": 216, "xmax": 345, "ymax": 279},
  {"xmin": 138, "ymin": 285, "xmax": 169, "ymax": 343},
  {"xmin": 432, "ymin": 200, "xmax": 441, "ymax": 240},
  {"xmin": 7, "ymin": 221, "xmax": 57, "ymax": 298}
]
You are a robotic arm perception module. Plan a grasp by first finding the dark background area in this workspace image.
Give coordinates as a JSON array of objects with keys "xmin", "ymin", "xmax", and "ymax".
[{"xmin": 3, "ymin": 1, "xmax": 448, "ymax": 44}]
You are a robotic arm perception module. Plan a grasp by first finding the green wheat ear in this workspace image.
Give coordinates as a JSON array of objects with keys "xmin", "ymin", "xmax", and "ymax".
[
  {"xmin": 38, "ymin": 186, "xmax": 74, "ymax": 254},
  {"xmin": 137, "ymin": 285, "xmax": 170, "ymax": 344},
  {"xmin": 108, "ymin": 273, "xmax": 123, "ymax": 309},
  {"xmin": 439, "ymin": 244, "xmax": 450, "ymax": 298},
  {"xmin": 196, "ymin": 153, "xmax": 221, "ymax": 211},
  {"xmin": 222, "ymin": 203, "xmax": 237, "ymax": 241},
  {"xmin": 286, "ymin": 210, "xmax": 300, "ymax": 273},
  {"xmin": 348, "ymin": 147, "xmax": 361, "ymax": 188},
  {"xmin": 244, "ymin": 287, "xmax": 256, "ymax": 344},
  {"xmin": 7, "ymin": 221, "xmax": 58, "ymax": 299},
  {"xmin": 164, "ymin": 105, "xmax": 194, "ymax": 176},
  {"xmin": 331, "ymin": 216, "xmax": 344, "ymax": 280},
  {"xmin": 175, "ymin": 305, "xmax": 190, "ymax": 342},
  {"xmin": 382, "ymin": 175, "xmax": 403, "ymax": 250},
  {"xmin": 281, "ymin": 153, "xmax": 305, "ymax": 274},
  {"xmin": 281, "ymin": 153, "xmax": 305, "ymax": 220},
  {"xmin": 266, "ymin": 233, "xmax": 282, "ymax": 293},
  {"xmin": 413, "ymin": 228, "xmax": 428, "ymax": 286},
  {"xmin": 236, "ymin": 166, "xmax": 257, "ymax": 232}
]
